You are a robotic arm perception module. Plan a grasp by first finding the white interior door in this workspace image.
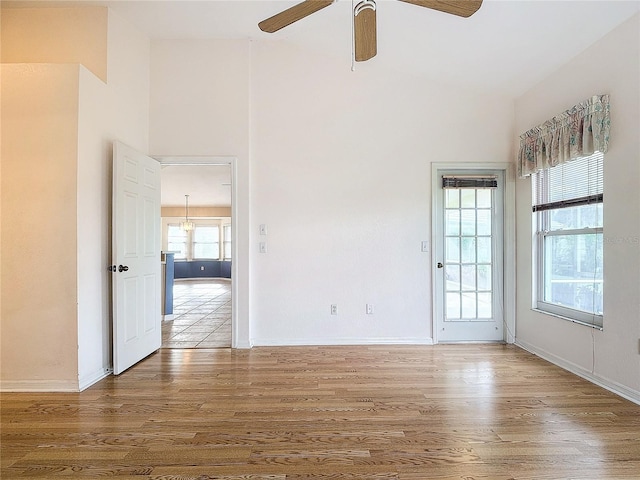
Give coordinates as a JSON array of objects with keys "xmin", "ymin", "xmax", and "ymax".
[
  {"xmin": 434, "ymin": 169, "xmax": 504, "ymax": 342},
  {"xmin": 112, "ymin": 141, "xmax": 161, "ymax": 374}
]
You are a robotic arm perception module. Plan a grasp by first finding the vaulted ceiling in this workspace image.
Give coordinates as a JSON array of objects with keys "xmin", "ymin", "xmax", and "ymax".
[
  {"xmin": 6, "ymin": 0, "xmax": 638, "ymax": 208},
  {"xmin": 9, "ymin": 0, "xmax": 638, "ymax": 97}
]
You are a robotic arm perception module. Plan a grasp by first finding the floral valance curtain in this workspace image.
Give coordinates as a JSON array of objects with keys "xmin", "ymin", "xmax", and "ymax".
[{"xmin": 518, "ymin": 94, "xmax": 610, "ymax": 178}]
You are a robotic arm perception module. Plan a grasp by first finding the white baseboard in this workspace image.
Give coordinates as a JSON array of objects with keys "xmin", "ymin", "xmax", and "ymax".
[
  {"xmin": 516, "ymin": 340, "xmax": 640, "ymax": 406},
  {"xmin": 252, "ymin": 337, "xmax": 434, "ymax": 347},
  {"xmin": 79, "ymin": 367, "xmax": 112, "ymax": 391},
  {"xmin": 1, "ymin": 368, "xmax": 112, "ymax": 393},
  {"xmin": 0, "ymin": 379, "xmax": 79, "ymax": 392}
]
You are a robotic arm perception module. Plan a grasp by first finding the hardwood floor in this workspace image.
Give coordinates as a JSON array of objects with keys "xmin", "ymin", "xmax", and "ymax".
[{"xmin": 2, "ymin": 344, "xmax": 640, "ymax": 479}]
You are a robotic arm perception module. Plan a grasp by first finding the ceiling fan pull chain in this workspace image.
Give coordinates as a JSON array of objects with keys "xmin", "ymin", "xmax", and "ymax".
[{"xmin": 351, "ymin": 0, "xmax": 356, "ymax": 71}]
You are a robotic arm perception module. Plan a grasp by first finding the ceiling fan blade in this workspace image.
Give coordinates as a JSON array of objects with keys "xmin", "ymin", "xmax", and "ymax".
[
  {"xmin": 259, "ymin": 0, "xmax": 334, "ymax": 33},
  {"xmin": 398, "ymin": 0, "xmax": 482, "ymax": 18},
  {"xmin": 354, "ymin": 1, "xmax": 377, "ymax": 62}
]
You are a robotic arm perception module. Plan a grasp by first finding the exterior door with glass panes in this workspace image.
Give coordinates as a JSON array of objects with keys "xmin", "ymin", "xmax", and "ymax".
[{"xmin": 434, "ymin": 170, "xmax": 504, "ymax": 342}]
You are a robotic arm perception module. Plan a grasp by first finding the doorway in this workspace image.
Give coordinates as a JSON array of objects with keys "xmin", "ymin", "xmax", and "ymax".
[
  {"xmin": 432, "ymin": 164, "xmax": 516, "ymax": 343},
  {"xmin": 162, "ymin": 278, "xmax": 231, "ymax": 348},
  {"xmin": 157, "ymin": 157, "xmax": 236, "ymax": 349}
]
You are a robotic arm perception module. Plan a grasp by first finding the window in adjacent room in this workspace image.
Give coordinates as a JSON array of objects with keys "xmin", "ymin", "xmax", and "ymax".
[
  {"xmin": 533, "ymin": 152, "xmax": 603, "ymax": 327},
  {"xmin": 167, "ymin": 224, "xmax": 188, "ymax": 260},
  {"xmin": 193, "ymin": 225, "xmax": 220, "ymax": 260},
  {"xmin": 223, "ymin": 224, "xmax": 232, "ymax": 261}
]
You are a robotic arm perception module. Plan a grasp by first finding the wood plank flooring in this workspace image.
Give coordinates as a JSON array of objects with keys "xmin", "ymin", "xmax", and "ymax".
[{"xmin": 2, "ymin": 344, "xmax": 640, "ymax": 479}]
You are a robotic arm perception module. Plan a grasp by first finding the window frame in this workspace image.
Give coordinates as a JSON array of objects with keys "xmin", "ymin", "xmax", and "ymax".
[
  {"xmin": 223, "ymin": 224, "xmax": 232, "ymax": 261},
  {"xmin": 533, "ymin": 154, "xmax": 604, "ymax": 329},
  {"xmin": 167, "ymin": 223, "xmax": 188, "ymax": 260},
  {"xmin": 191, "ymin": 224, "xmax": 220, "ymax": 260},
  {"xmin": 164, "ymin": 219, "xmax": 231, "ymax": 262},
  {"xmin": 535, "ymin": 216, "xmax": 603, "ymax": 327}
]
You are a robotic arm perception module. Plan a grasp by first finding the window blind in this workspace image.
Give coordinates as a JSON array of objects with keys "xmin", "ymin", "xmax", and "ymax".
[
  {"xmin": 532, "ymin": 152, "xmax": 603, "ymax": 212},
  {"xmin": 442, "ymin": 175, "xmax": 498, "ymax": 189}
]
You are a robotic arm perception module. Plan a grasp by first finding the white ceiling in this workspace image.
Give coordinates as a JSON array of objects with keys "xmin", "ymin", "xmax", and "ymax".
[
  {"xmin": 7, "ymin": 0, "xmax": 638, "ymax": 207},
  {"xmin": 9, "ymin": 0, "xmax": 639, "ymax": 97},
  {"xmin": 160, "ymin": 164, "xmax": 231, "ymax": 207}
]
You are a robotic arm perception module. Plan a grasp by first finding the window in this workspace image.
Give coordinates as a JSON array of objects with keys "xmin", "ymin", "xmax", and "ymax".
[
  {"xmin": 165, "ymin": 221, "xmax": 230, "ymax": 261},
  {"xmin": 533, "ymin": 152, "xmax": 603, "ymax": 327},
  {"xmin": 223, "ymin": 224, "xmax": 232, "ymax": 260},
  {"xmin": 193, "ymin": 225, "xmax": 220, "ymax": 259},
  {"xmin": 167, "ymin": 224, "xmax": 187, "ymax": 259}
]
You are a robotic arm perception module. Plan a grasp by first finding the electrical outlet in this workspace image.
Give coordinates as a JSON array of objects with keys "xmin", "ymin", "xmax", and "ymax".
[
  {"xmin": 366, "ymin": 304, "xmax": 374, "ymax": 315},
  {"xmin": 200, "ymin": 266, "xmax": 205, "ymax": 271},
  {"xmin": 330, "ymin": 304, "xmax": 338, "ymax": 315}
]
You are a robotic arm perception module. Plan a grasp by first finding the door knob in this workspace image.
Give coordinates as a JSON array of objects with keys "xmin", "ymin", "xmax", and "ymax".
[
  {"xmin": 118, "ymin": 265, "xmax": 129, "ymax": 272},
  {"xmin": 437, "ymin": 262, "xmax": 444, "ymax": 269}
]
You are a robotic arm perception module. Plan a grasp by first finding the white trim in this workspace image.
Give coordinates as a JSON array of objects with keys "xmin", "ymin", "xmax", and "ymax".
[
  {"xmin": 431, "ymin": 162, "xmax": 516, "ymax": 344},
  {"xmin": 79, "ymin": 367, "xmax": 112, "ymax": 391},
  {"xmin": 0, "ymin": 380, "xmax": 80, "ymax": 392},
  {"xmin": 230, "ymin": 158, "xmax": 241, "ymax": 349},
  {"xmin": 155, "ymin": 155, "xmax": 243, "ymax": 349},
  {"xmin": 516, "ymin": 340, "xmax": 640, "ymax": 406},
  {"xmin": 155, "ymin": 155, "xmax": 235, "ymax": 166},
  {"xmin": 252, "ymin": 337, "xmax": 434, "ymax": 347},
  {"xmin": 503, "ymin": 163, "xmax": 517, "ymax": 343}
]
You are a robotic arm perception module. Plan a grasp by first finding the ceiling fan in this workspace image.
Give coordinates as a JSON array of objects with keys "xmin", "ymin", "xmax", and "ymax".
[{"xmin": 258, "ymin": 0, "xmax": 483, "ymax": 62}]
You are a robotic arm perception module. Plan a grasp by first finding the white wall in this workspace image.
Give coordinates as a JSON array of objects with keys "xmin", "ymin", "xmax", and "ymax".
[
  {"xmin": 149, "ymin": 38, "xmax": 513, "ymax": 347},
  {"xmin": 78, "ymin": 7, "xmax": 150, "ymax": 388},
  {"xmin": 150, "ymin": 36, "xmax": 513, "ymax": 346},
  {"xmin": 77, "ymin": 9, "xmax": 150, "ymax": 389},
  {"xmin": 1, "ymin": 7, "xmax": 150, "ymax": 390},
  {"xmin": 150, "ymin": 39, "xmax": 251, "ymax": 347},
  {"xmin": 77, "ymin": 66, "xmax": 112, "ymax": 389},
  {"xmin": 514, "ymin": 14, "xmax": 640, "ymax": 401},
  {"xmin": 0, "ymin": 7, "xmax": 108, "ymax": 81},
  {"xmin": 250, "ymin": 42, "xmax": 514, "ymax": 345},
  {"xmin": 1, "ymin": 64, "xmax": 81, "ymax": 390}
]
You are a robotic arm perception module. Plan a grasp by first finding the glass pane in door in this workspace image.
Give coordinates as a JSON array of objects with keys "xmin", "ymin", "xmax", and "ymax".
[{"xmin": 444, "ymin": 187, "xmax": 494, "ymax": 321}]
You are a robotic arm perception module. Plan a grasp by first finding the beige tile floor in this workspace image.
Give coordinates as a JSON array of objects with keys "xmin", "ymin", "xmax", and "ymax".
[{"xmin": 162, "ymin": 278, "xmax": 231, "ymax": 349}]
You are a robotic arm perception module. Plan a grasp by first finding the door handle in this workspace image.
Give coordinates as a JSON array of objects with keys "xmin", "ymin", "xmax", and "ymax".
[
  {"xmin": 437, "ymin": 262, "xmax": 444, "ymax": 269},
  {"xmin": 118, "ymin": 265, "xmax": 129, "ymax": 272}
]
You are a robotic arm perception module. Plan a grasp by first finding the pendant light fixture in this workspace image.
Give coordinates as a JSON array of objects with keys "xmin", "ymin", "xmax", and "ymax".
[{"xmin": 181, "ymin": 194, "xmax": 195, "ymax": 232}]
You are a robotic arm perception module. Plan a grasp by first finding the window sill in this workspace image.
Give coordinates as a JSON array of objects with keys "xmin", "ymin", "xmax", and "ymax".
[{"xmin": 532, "ymin": 308, "xmax": 603, "ymax": 331}]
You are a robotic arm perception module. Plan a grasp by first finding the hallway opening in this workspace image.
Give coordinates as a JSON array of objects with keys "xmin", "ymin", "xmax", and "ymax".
[{"xmin": 161, "ymin": 279, "xmax": 231, "ymax": 348}]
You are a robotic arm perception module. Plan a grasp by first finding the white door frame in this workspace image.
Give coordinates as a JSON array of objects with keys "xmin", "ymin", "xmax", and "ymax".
[
  {"xmin": 431, "ymin": 162, "xmax": 516, "ymax": 344},
  {"xmin": 156, "ymin": 155, "xmax": 241, "ymax": 348}
]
